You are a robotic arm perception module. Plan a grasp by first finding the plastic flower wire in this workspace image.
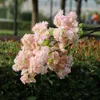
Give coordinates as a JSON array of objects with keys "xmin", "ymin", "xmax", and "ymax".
[{"xmin": 12, "ymin": 10, "xmax": 82, "ymax": 84}]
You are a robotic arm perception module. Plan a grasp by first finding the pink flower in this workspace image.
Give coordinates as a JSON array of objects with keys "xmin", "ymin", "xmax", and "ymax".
[
  {"xmin": 21, "ymin": 34, "xmax": 35, "ymax": 50},
  {"xmin": 32, "ymin": 21, "xmax": 48, "ymax": 34},
  {"xmin": 56, "ymin": 55, "xmax": 72, "ymax": 79},
  {"xmin": 59, "ymin": 43, "xmax": 66, "ymax": 52},
  {"xmin": 53, "ymin": 27, "xmax": 79, "ymax": 47},
  {"xmin": 54, "ymin": 10, "xmax": 78, "ymax": 30},
  {"xmin": 65, "ymin": 29, "xmax": 75, "ymax": 40},
  {"xmin": 56, "ymin": 67, "xmax": 71, "ymax": 79},
  {"xmin": 54, "ymin": 10, "xmax": 66, "ymax": 27},
  {"xmin": 56, "ymin": 55, "xmax": 73, "ymax": 79},
  {"xmin": 20, "ymin": 69, "xmax": 36, "ymax": 84},
  {"xmin": 48, "ymin": 52, "xmax": 72, "ymax": 79},
  {"xmin": 48, "ymin": 51, "xmax": 60, "ymax": 67},
  {"xmin": 32, "ymin": 21, "xmax": 50, "ymax": 45},
  {"xmin": 63, "ymin": 12, "xmax": 78, "ymax": 29},
  {"xmin": 29, "ymin": 46, "xmax": 50, "ymax": 74},
  {"xmin": 66, "ymin": 12, "xmax": 77, "ymax": 23},
  {"xmin": 12, "ymin": 49, "xmax": 33, "ymax": 71},
  {"xmin": 34, "ymin": 30, "xmax": 50, "ymax": 45},
  {"xmin": 13, "ymin": 10, "xmax": 79, "ymax": 84},
  {"xmin": 53, "ymin": 28, "xmax": 64, "ymax": 42}
]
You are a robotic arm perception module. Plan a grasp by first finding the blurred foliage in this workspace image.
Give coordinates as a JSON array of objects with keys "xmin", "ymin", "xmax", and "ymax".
[
  {"xmin": 0, "ymin": 38, "xmax": 100, "ymax": 100},
  {"xmin": 0, "ymin": 12, "xmax": 50, "ymax": 30},
  {"xmin": 20, "ymin": 12, "xmax": 50, "ymax": 22},
  {"xmin": 0, "ymin": 30, "xmax": 31, "ymax": 36},
  {"xmin": 0, "ymin": 0, "xmax": 5, "ymax": 3},
  {"xmin": 0, "ymin": 8, "xmax": 7, "ymax": 18},
  {"xmin": 73, "ymin": 37, "xmax": 100, "ymax": 62},
  {"xmin": 0, "ymin": 40, "xmax": 20, "ymax": 67},
  {"xmin": 0, "ymin": 0, "xmax": 26, "ymax": 19},
  {"xmin": 0, "ymin": 20, "xmax": 31, "ymax": 30},
  {"xmin": 20, "ymin": 12, "xmax": 32, "ymax": 21},
  {"xmin": 38, "ymin": 12, "xmax": 50, "ymax": 23}
]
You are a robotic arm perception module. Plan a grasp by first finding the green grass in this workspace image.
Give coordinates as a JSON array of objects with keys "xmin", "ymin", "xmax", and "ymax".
[
  {"xmin": 0, "ymin": 24, "xmax": 100, "ymax": 37},
  {"xmin": 0, "ymin": 29, "xmax": 31, "ymax": 36}
]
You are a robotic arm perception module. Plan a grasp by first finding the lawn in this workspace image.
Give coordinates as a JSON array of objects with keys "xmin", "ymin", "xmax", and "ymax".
[
  {"xmin": 0, "ymin": 29, "xmax": 31, "ymax": 36},
  {"xmin": 0, "ymin": 29, "xmax": 100, "ymax": 36},
  {"xmin": 0, "ymin": 23, "xmax": 100, "ymax": 39}
]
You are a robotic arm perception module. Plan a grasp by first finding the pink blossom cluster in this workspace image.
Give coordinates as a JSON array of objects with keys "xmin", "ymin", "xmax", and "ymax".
[{"xmin": 13, "ymin": 10, "xmax": 79, "ymax": 84}]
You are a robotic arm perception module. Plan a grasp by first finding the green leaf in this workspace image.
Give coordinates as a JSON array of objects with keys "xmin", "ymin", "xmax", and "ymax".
[
  {"xmin": 48, "ymin": 58, "xmax": 54, "ymax": 64},
  {"xmin": 64, "ymin": 45, "xmax": 69, "ymax": 50},
  {"xmin": 78, "ymin": 28, "xmax": 83, "ymax": 36},
  {"xmin": 49, "ymin": 28, "xmax": 54, "ymax": 35},
  {"xmin": 78, "ymin": 23, "xmax": 83, "ymax": 28},
  {"xmin": 27, "ymin": 96, "xmax": 37, "ymax": 100},
  {"xmin": 68, "ymin": 49, "xmax": 75, "ymax": 56},
  {"xmin": 78, "ymin": 23, "xmax": 84, "ymax": 36},
  {"xmin": 41, "ymin": 39, "xmax": 50, "ymax": 46},
  {"xmin": 64, "ymin": 44, "xmax": 71, "ymax": 50}
]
